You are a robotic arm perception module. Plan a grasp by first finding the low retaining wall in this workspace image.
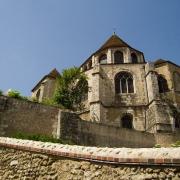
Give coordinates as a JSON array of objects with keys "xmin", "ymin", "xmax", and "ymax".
[
  {"xmin": 0, "ymin": 96, "xmax": 179, "ymax": 148},
  {"xmin": 78, "ymin": 120, "xmax": 155, "ymax": 148},
  {"xmin": 59, "ymin": 111, "xmax": 156, "ymax": 147},
  {"xmin": 0, "ymin": 137, "xmax": 180, "ymax": 179},
  {"xmin": 0, "ymin": 95, "xmax": 60, "ymax": 137}
]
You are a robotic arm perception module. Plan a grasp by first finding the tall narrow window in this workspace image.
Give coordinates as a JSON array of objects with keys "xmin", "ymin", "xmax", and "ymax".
[
  {"xmin": 99, "ymin": 54, "xmax": 107, "ymax": 64},
  {"xmin": 158, "ymin": 75, "xmax": 169, "ymax": 93},
  {"xmin": 83, "ymin": 65, "xmax": 87, "ymax": 71},
  {"xmin": 131, "ymin": 53, "xmax": 138, "ymax": 63},
  {"xmin": 36, "ymin": 89, "xmax": 41, "ymax": 101},
  {"xmin": 175, "ymin": 118, "xmax": 180, "ymax": 129},
  {"xmin": 88, "ymin": 60, "xmax": 92, "ymax": 69},
  {"xmin": 114, "ymin": 51, "xmax": 124, "ymax": 64},
  {"xmin": 115, "ymin": 72, "xmax": 134, "ymax": 94},
  {"xmin": 174, "ymin": 72, "xmax": 180, "ymax": 92},
  {"xmin": 121, "ymin": 114, "xmax": 133, "ymax": 129}
]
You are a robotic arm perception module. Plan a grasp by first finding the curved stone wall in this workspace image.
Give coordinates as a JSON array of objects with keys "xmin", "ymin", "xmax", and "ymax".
[{"xmin": 0, "ymin": 137, "xmax": 180, "ymax": 179}]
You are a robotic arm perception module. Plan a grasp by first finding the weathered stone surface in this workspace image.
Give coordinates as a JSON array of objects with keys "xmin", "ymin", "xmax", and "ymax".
[
  {"xmin": 0, "ymin": 96, "xmax": 180, "ymax": 148},
  {"xmin": 0, "ymin": 145, "xmax": 180, "ymax": 179}
]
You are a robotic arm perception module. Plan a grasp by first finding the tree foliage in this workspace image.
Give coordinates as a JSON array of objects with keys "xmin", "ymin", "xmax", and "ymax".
[
  {"xmin": 7, "ymin": 89, "xmax": 28, "ymax": 100},
  {"xmin": 0, "ymin": 89, "xmax": 2, "ymax": 96},
  {"xmin": 53, "ymin": 67, "xmax": 88, "ymax": 110}
]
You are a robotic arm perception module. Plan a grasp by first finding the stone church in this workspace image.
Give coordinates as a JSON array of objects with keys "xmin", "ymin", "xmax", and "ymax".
[{"xmin": 32, "ymin": 34, "xmax": 180, "ymax": 134}]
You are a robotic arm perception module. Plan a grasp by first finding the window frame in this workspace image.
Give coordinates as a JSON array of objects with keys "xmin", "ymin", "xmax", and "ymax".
[
  {"xmin": 99, "ymin": 54, "xmax": 107, "ymax": 64},
  {"xmin": 131, "ymin": 53, "xmax": 138, "ymax": 63},
  {"xmin": 115, "ymin": 72, "xmax": 135, "ymax": 94},
  {"xmin": 157, "ymin": 75, "xmax": 169, "ymax": 93},
  {"xmin": 121, "ymin": 113, "xmax": 133, "ymax": 129},
  {"xmin": 114, "ymin": 50, "xmax": 124, "ymax": 64}
]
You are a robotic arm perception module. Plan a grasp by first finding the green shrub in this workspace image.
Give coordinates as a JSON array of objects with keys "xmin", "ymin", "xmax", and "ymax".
[
  {"xmin": 42, "ymin": 98, "xmax": 56, "ymax": 106},
  {"xmin": 0, "ymin": 89, "xmax": 2, "ymax": 96},
  {"xmin": 12, "ymin": 132, "xmax": 75, "ymax": 145},
  {"xmin": 31, "ymin": 97, "xmax": 38, "ymax": 102},
  {"xmin": 154, "ymin": 144, "xmax": 161, "ymax": 148},
  {"xmin": 171, "ymin": 141, "xmax": 180, "ymax": 147},
  {"xmin": 7, "ymin": 90, "xmax": 22, "ymax": 99},
  {"xmin": 7, "ymin": 89, "xmax": 28, "ymax": 100},
  {"xmin": 21, "ymin": 96, "xmax": 29, "ymax": 101},
  {"xmin": 41, "ymin": 98, "xmax": 64, "ymax": 108}
]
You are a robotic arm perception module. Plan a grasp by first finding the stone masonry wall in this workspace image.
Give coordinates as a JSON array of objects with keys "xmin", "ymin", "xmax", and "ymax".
[
  {"xmin": 59, "ymin": 110, "xmax": 156, "ymax": 147},
  {"xmin": 0, "ymin": 137, "xmax": 180, "ymax": 180},
  {"xmin": 77, "ymin": 120, "xmax": 155, "ymax": 148},
  {"xmin": 0, "ymin": 95, "xmax": 179, "ymax": 148},
  {"xmin": 0, "ymin": 96, "xmax": 60, "ymax": 137},
  {"xmin": 85, "ymin": 63, "xmax": 148, "ymax": 129}
]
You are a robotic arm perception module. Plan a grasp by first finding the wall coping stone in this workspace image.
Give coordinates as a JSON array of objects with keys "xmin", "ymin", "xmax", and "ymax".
[{"xmin": 0, "ymin": 137, "xmax": 180, "ymax": 166}]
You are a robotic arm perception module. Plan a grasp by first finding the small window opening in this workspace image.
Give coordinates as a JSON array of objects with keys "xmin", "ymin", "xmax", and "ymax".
[
  {"xmin": 115, "ymin": 72, "xmax": 134, "ymax": 94},
  {"xmin": 114, "ymin": 51, "xmax": 124, "ymax": 64},
  {"xmin": 36, "ymin": 89, "xmax": 41, "ymax": 100},
  {"xmin": 99, "ymin": 54, "xmax": 107, "ymax": 64},
  {"xmin": 158, "ymin": 75, "xmax": 169, "ymax": 93},
  {"xmin": 131, "ymin": 53, "xmax": 138, "ymax": 63},
  {"xmin": 121, "ymin": 114, "xmax": 133, "ymax": 129}
]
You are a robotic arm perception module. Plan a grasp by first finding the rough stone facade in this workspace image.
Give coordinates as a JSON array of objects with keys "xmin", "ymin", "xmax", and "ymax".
[
  {"xmin": 31, "ymin": 69, "xmax": 60, "ymax": 102},
  {"xmin": 1, "ymin": 148, "xmax": 180, "ymax": 180},
  {"xmin": 0, "ymin": 96, "xmax": 60, "ymax": 138},
  {"xmin": 1, "ymin": 95, "xmax": 180, "ymax": 147},
  {"xmin": 32, "ymin": 34, "xmax": 180, "ymax": 136},
  {"xmin": 0, "ymin": 138, "xmax": 180, "ymax": 180},
  {"xmin": 0, "ymin": 96, "xmax": 156, "ymax": 147}
]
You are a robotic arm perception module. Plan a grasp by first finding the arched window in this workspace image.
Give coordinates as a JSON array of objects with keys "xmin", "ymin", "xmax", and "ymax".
[
  {"xmin": 79, "ymin": 80, "xmax": 89, "ymax": 101},
  {"xmin": 158, "ymin": 75, "xmax": 169, "ymax": 93},
  {"xmin": 115, "ymin": 72, "xmax": 134, "ymax": 94},
  {"xmin": 114, "ymin": 51, "xmax": 124, "ymax": 64},
  {"xmin": 99, "ymin": 54, "xmax": 107, "ymax": 64},
  {"xmin": 121, "ymin": 114, "xmax": 133, "ymax": 129},
  {"xmin": 88, "ymin": 60, "xmax": 92, "ymax": 69},
  {"xmin": 36, "ymin": 89, "xmax": 41, "ymax": 100},
  {"xmin": 175, "ymin": 118, "xmax": 180, "ymax": 129},
  {"xmin": 83, "ymin": 64, "xmax": 87, "ymax": 71},
  {"xmin": 131, "ymin": 53, "xmax": 138, "ymax": 63}
]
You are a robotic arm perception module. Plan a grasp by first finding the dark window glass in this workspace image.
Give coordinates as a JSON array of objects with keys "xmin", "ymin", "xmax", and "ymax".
[
  {"xmin": 128, "ymin": 78, "xmax": 134, "ymax": 93},
  {"xmin": 121, "ymin": 78, "xmax": 127, "ymax": 93},
  {"xmin": 158, "ymin": 75, "xmax": 169, "ymax": 93},
  {"xmin": 131, "ymin": 53, "xmax": 138, "ymax": 63},
  {"xmin": 114, "ymin": 51, "xmax": 124, "ymax": 64},
  {"xmin": 121, "ymin": 114, "xmax": 133, "ymax": 129},
  {"xmin": 99, "ymin": 54, "xmax": 107, "ymax": 64},
  {"xmin": 36, "ymin": 89, "xmax": 41, "ymax": 100},
  {"xmin": 88, "ymin": 60, "xmax": 92, "ymax": 68},
  {"xmin": 175, "ymin": 119, "xmax": 180, "ymax": 128},
  {"xmin": 83, "ymin": 65, "xmax": 87, "ymax": 71},
  {"xmin": 115, "ymin": 72, "xmax": 134, "ymax": 94}
]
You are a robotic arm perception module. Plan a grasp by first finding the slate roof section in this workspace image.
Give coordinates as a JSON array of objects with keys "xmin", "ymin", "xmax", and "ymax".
[
  {"xmin": 80, "ymin": 34, "xmax": 144, "ymax": 67},
  {"xmin": 97, "ymin": 34, "xmax": 132, "ymax": 52},
  {"xmin": 154, "ymin": 59, "xmax": 180, "ymax": 68}
]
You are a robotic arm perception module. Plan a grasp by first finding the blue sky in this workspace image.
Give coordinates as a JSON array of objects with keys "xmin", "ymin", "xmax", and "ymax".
[{"xmin": 0, "ymin": 0, "xmax": 179, "ymax": 96}]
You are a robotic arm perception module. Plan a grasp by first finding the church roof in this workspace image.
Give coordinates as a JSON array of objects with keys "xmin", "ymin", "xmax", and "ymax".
[
  {"xmin": 47, "ymin": 68, "xmax": 60, "ymax": 78},
  {"xmin": 81, "ymin": 34, "xmax": 143, "ymax": 67},
  {"xmin": 154, "ymin": 59, "xmax": 180, "ymax": 68},
  {"xmin": 154, "ymin": 59, "xmax": 167, "ymax": 65},
  {"xmin": 31, "ymin": 68, "xmax": 60, "ymax": 92},
  {"xmin": 97, "ymin": 34, "xmax": 131, "ymax": 52}
]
